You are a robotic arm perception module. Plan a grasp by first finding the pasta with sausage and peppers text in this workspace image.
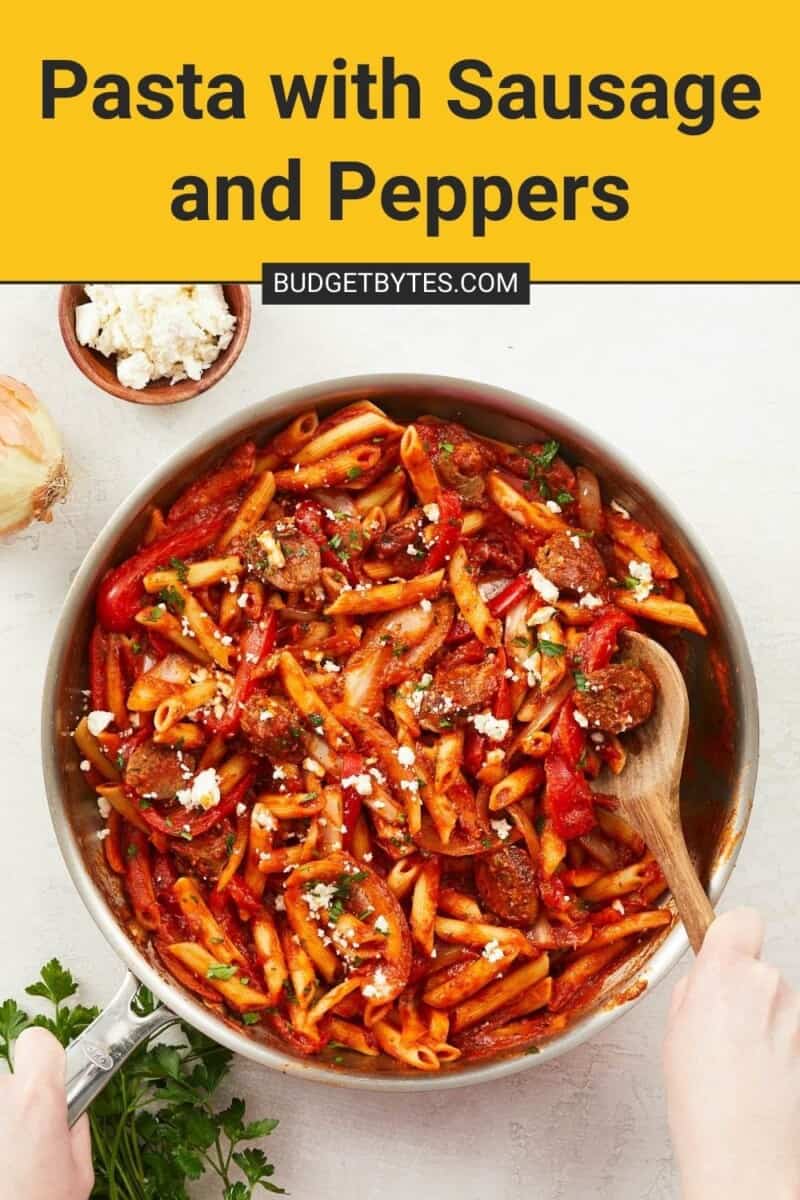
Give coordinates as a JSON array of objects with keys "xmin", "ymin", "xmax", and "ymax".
[{"xmin": 75, "ymin": 401, "xmax": 707, "ymax": 1068}]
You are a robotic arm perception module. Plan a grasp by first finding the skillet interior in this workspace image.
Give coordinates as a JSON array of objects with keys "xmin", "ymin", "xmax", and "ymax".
[{"xmin": 43, "ymin": 374, "xmax": 758, "ymax": 1090}]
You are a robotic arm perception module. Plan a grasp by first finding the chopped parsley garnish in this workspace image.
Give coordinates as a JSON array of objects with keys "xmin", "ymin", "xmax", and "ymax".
[
  {"xmin": 157, "ymin": 585, "xmax": 185, "ymax": 614},
  {"xmin": 624, "ymin": 575, "xmax": 642, "ymax": 590},
  {"xmin": 538, "ymin": 479, "xmax": 552, "ymax": 500},
  {"xmin": 130, "ymin": 640, "xmax": 143, "ymax": 655},
  {"xmin": 328, "ymin": 534, "xmax": 343, "ymax": 550},
  {"xmin": 168, "ymin": 556, "xmax": 189, "ymax": 582},
  {"xmin": 392, "ymin": 642, "xmax": 409, "ymax": 658},
  {"xmin": 537, "ymin": 638, "xmax": 565, "ymax": 657},
  {"xmin": 531, "ymin": 440, "xmax": 560, "ymax": 469},
  {"xmin": 573, "ymin": 671, "xmax": 589, "ymax": 692},
  {"xmin": 512, "ymin": 635, "xmax": 532, "ymax": 649},
  {"xmin": 346, "ymin": 466, "xmax": 363, "ymax": 481},
  {"xmin": 126, "ymin": 843, "xmax": 138, "ymax": 859},
  {"xmin": 206, "ymin": 964, "xmax": 238, "ymax": 981},
  {"xmin": 307, "ymin": 713, "xmax": 324, "ymax": 728},
  {"xmin": 115, "ymin": 752, "xmax": 125, "ymax": 771},
  {"xmin": 441, "ymin": 442, "xmax": 455, "ymax": 454},
  {"xmin": 524, "ymin": 1046, "xmax": 541, "ymax": 1056},
  {"xmin": 241, "ymin": 1011, "xmax": 261, "ymax": 1025},
  {"xmin": 144, "ymin": 606, "xmax": 165, "ymax": 623},
  {"xmin": 556, "ymin": 491, "xmax": 574, "ymax": 506},
  {"xmin": 225, "ymin": 833, "xmax": 235, "ymax": 856},
  {"xmin": 323, "ymin": 870, "xmax": 369, "ymax": 923}
]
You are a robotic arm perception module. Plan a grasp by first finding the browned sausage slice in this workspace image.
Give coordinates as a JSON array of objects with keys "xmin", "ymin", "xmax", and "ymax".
[
  {"xmin": 474, "ymin": 847, "xmax": 539, "ymax": 926},
  {"xmin": 535, "ymin": 531, "xmax": 606, "ymax": 595},
  {"xmin": 419, "ymin": 657, "xmax": 500, "ymax": 732},
  {"xmin": 172, "ymin": 823, "xmax": 234, "ymax": 882},
  {"xmin": 237, "ymin": 519, "xmax": 321, "ymax": 591},
  {"xmin": 239, "ymin": 692, "xmax": 305, "ymax": 761},
  {"xmin": 125, "ymin": 742, "xmax": 195, "ymax": 800},
  {"xmin": 573, "ymin": 664, "xmax": 655, "ymax": 734}
]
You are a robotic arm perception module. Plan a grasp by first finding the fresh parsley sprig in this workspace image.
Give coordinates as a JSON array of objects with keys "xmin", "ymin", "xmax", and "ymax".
[{"xmin": 1, "ymin": 959, "xmax": 284, "ymax": 1199}]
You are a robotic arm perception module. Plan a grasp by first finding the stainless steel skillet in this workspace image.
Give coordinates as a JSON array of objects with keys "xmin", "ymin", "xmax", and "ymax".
[{"xmin": 40, "ymin": 373, "xmax": 758, "ymax": 1120}]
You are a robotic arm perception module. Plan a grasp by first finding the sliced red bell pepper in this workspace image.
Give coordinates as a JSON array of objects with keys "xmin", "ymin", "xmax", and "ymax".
[
  {"xmin": 544, "ymin": 753, "xmax": 596, "ymax": 840},
  {"xmin": 493, "ymin": 649, "xmax": 511, "ymax": 721},
  {"xmin": 463, "ymin": 727, "xmax": 486, "ymax": 776},
  {"xmin": 577, "ymin": 608, "xmax": 636, "ymax": 673},
  {"xmin": 124, "ymin": 828, "xmax": 161, "ymax": 931},
  {"xmin": 97, "ymin": 509, "xmax": 229, "ymax": 633},
  {"xmin": 340, "ymin": 751, "xmax": 366, "ymax": 849},
  {"xmin": 89, "ymin": 623, "xmax": 108, "ymax": 710},
  {"xmin": 416, "ymin": 490, "xmax": 462, "ymax": 574},
  {"xmin": 167, "ymin": 441, "xmax": 256, "ymax": 525},
  {"xmin": 488, "ymin": 573, "xmax": 532, "ymax": 618},
  {"xmin": 225, "ymin": 876, "xmax": 265, "ymax": 917},
  {"xmin": 205, "ymin": 611, "xmax": 277, "ymax": 737},
  {"xmin": 133, "ymin": 771, "xmax": 254, "ymax": 840},
  {"xmin": 551, "ymin": 698, "xmax": 586, "ymax": 769},
  {"xmin": 294, "ymin": 499, "xmax": 327, "ymax": 543}
]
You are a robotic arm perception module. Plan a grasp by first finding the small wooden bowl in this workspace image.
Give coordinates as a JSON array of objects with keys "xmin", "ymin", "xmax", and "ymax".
[{"xmin": 58, "ymin": 284, "xmax": 251, "ymax": 406}]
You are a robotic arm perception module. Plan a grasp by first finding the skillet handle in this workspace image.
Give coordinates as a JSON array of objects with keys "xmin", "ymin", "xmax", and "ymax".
[{"xmin": 65, "ymin": 971, "xmax": 173, "ymax": 1127}]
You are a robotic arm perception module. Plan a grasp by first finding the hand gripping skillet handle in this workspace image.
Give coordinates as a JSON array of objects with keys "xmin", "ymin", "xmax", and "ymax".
[{"xmin": 64, "ymin": 972, "xmax": 173, "ymax": 1127}]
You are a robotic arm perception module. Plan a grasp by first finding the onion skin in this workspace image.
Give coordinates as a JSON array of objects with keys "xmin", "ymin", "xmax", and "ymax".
[{"xmin": 0, "ymin": 375, "xmax": 68, "ymax": 537}]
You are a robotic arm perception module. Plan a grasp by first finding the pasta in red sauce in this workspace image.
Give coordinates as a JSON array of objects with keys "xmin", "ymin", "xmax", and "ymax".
[{"xmin": 74, "ymin": 400, "xmax": 707, "ymax": 1069}]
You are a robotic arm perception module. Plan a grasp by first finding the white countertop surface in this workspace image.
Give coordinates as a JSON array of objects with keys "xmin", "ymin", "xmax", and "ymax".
[{"xmin": 1, "ymin": 283, "xmax": 798, "ymax": 1200}]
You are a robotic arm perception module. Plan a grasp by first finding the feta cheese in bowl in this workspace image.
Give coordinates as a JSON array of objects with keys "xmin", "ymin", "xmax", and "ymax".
[{"xmin": 59, "ymin": 283, "xmax": 251, "ymax": 405}]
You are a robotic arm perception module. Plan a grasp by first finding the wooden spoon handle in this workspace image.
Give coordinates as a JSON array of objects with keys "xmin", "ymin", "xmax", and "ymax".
[
  {"xmin": 625, "ymin": 795, "xmax": 714, "ymax": 953},
  {"xmin": 656, "ymin": 839, "xmax": 715, "ymax": 953}
]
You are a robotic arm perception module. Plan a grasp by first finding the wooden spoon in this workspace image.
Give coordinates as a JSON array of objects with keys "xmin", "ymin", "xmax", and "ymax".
[{"xmin": 594, "ymin": 629, "xmax": 714, "ymax": 952}]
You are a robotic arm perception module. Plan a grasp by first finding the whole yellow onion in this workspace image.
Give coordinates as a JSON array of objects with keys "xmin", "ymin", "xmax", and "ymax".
[{"xmin": 0, "ymin": 375, "xmax": 69, "ymax": 537}]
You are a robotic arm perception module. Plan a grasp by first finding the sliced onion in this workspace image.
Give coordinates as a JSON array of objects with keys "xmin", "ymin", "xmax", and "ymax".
[{"xmin": 575, "ymin": 466, "xmax": 606, "ymax": 534}]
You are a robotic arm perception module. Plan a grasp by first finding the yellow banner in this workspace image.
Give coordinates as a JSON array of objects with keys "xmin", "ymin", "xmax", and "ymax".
[{"xmin": 2, "ymin": 1, "xmax": 797, "ymax": 280}]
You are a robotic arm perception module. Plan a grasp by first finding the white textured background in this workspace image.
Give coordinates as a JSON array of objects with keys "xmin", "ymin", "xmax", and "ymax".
[{"xmin": 1, "ymin": 284, "xmax": 798, "ymax": 1200}]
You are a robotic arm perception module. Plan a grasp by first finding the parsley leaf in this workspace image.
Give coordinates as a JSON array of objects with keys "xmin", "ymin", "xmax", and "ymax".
[
  {"xmin": 573, "ymin": 671, "xmax": 589, "ymax": 692},
  {"xmin": 157, "ymin": 584, "xmax": 185, "ymax": 614},
  {"xmin": 537, "ymin": 638, "xmax": 565, "ymax": 658},
  {"xmin": 169, "ymin": 556, "xmax": 189, "ymax": 582},
  {"xmin": 346, "ymin": 466, "xmax": 362, "ymax": 481},
  {"xmin": 0, "ymin": 1000, "xmax": 28, "ymax": 1068},
  {"xmin": 206, "ymin": 964, "xmax": 238, "ymax": 981},
  {"xmin": 25, "ymin": 959, "xmax": 78, "ymax": 1005}
]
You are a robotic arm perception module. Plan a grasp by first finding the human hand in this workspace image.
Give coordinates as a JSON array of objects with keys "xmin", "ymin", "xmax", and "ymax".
[
  {"xmin": 663, "ymin": 908, "xmax": 800, "ymax": 1200},
  {"xmin": 0, "ymin": 1026, "xmax": 93, "ymax": 1200}
]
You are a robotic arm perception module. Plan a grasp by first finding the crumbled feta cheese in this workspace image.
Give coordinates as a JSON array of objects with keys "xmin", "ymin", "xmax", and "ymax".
[
  {"xmin": 96, "ymin": 795, "xmax": 111, "ymax": 819},
  {"xmin": 362, "ymin": 852, "xmax": 373, "ymax": 863},
  {"xmin": 255, "ymin": 807, "xmax": 277, "ymax": 832},
  {"xmin": 527, "ymin": 605, "xmax": 556, "ymax": 626},
  {"xmin": 368, "ymin": 766, "xmax": 387, "ymax": 785},
  {"xmin": 256, "ymin": 528, "xmax": 285, "ymax": 569},
  {"xmin": 305, "ymin": 881, "xmax": 338, "ymax": 915},
  {"xmin": 303, "ymin": 757, "xmax": 325, "ymax": 778},
  {"xmin": 374, "ymin": 914, "xmax": 390, "ymax": 934},
  {"xmin": 611, "ymin": 899, "xmax": 626, "ymax": 914},
  {"xmin": 423, "ymin": 502, "xmax": 440, "ymax": 522},
  {"xmin": 471, "ymin": 712, "xmax": 509, "ymax": 742},
  {"xmin": 590, "ymin": 732, "xmax": 605, "ymax": 744},
  {"xmin": 610, "ymin": 500, "xmax": 630, "ymax": 518},
  {"xmin": 176, "ymin": 768, "xmax": 221, "ymax": 812},
  {"xmin": 396, "ymin": 745, "xmax": 416, "ymax": 768},
  {"xmin": 236, "ymin": 801, "xmax": 247, "ymax": 816},
  {"xmin": 419, "ymin": 598, "xmax": 432, "ymax": 612},
  {"xmin": 399, "ymin": 779, "xmax": 420, "ymax": 793},
  {"xmin": 97, "ymin": 828, "xmax": 111, "ymax": 841},
  {"xmin": 580, "ymin": 593, "xmax": 604, "ymax": 609},
  {"xmin": 627, "ymin": 559, "xmax": 654, "ymax": 602},
  {"xmin": 522, "ymin": 652, "xmax": 542, "ymax": 686},
  {"xmin": 274, "ymin": 893, "xmax": 286, "ymax": 911},
  {"xmin": 573, "ymin": 709, "xmax": 589, "ymax": 728},
  {"xmin": 259, "ymin": 709, "xmax": 273, "ymax": 722},
  {"xmin": 87, "ymin": 710, "xmax": 114, "ymax": 736},
  {"xmin": 490, "ymin": 818, "xmax": 512, "ymax": 841},
  {"xmin": 528, "ymin": 568, "xmax": 559, "ymax": 604},
  {"xmin": 545, "ymin": 500, "xmax": 562, "ymax": 514},
  {"xmin": 342, "ymin": 773, "xmax": 373, "ymax": 796},
  {"xmin": 79, "ymin": 759, "xmax": 91, "ymax": 773},
  {"xmin": 570, "ymin": 535, "xmax": 582, "ymax": 550},
  {"xmin": 237, "ymin": 592, "xmax": 249, "ymax": 608},
  {"xmin": 482, "ymin": 939, "xmax": 504, "ymax": 964},
  {"xmin": 322, "ymin": 660, "xmax": 340, "ymax": 673},
  {"xmin": 362, "ymin": 966, "xmax": 389, "ymax": 1000},
  {"xmin": 272, "ymin": 765, "xmax": 286, "ymax": 780},
  {"xmin": 75, "ymin": 284, "xmax": 236, "ymax": 389}
]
